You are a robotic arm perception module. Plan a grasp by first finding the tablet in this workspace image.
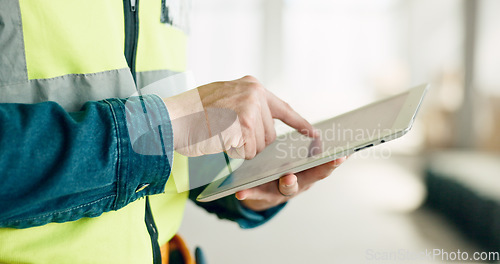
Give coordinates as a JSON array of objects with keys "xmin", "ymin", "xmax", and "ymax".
[{"xmin": 197, "ymin": 84, "xmax": 429, "ymax": 202}]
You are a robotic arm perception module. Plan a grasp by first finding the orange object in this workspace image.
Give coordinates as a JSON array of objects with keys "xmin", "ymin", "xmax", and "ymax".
[{"xmin": 161, "ymin": 234, "xmax": 196, "ymax": 264}]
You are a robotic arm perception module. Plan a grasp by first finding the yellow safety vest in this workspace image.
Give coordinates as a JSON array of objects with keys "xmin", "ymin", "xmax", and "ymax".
[{"xmin": 0, "ymin": 0, "xmax": 189, "ymax": 263}]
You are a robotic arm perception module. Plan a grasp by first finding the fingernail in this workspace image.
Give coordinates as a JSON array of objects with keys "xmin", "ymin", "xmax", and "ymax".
[
  {"xmin": 236, "ymin": 193, "xmax": 246, "ymax": 200},
  {"xmin": 283, "ymin": 179, "xmax": 297, "ymax": 188}
]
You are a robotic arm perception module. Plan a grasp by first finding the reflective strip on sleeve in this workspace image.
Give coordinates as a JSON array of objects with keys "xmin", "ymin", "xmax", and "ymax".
[
  {"xmin": 0, "ymin": 0, "xmax": 28, "ymax": 87},
  {"xmin": 0, "ymin": 68, "xmax": 136, "ymax": 111}
]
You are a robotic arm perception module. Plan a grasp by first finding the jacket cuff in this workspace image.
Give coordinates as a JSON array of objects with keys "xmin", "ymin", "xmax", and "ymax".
[
  {"xmin": 107, "ymin": 94, "xmax": 174, "ymax": 210},
  {"xmin": 232, "ymin": 199, "xmax": 287, "ymax": 229}
]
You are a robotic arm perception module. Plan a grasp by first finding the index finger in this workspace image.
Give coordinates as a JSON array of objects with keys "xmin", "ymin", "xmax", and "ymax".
[{"xmin": 266, "ymin": 91, "xmax": 318, "ymax": 138}]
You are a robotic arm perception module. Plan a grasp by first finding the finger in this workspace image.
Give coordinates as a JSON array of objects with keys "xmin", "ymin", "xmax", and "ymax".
[
  {"xmin": 260, "ymin": 98, "xmax": 276, "ymax": 146},
  {"xmin": 278, "ymin": 174, "xmax": 298, "ymax": 197},
  {"xmin": 235, "ymin": 189, "xmax": 251, "ymax": 200},
  {"xmin": 254, "ymin": 108, "xmax": 266, "ymax": 154},
  {"xmin": 235, "ymin": 181, "xmax": 275, "ymax": 201},
  {"xmin": 221, "ymin": 114, "xmax": 246, "ymax": 159},
  {"xmin": 296, "ymin": 156, "xmax": 347, "ymax": 188},
  {"xmin": 266, "ymin": 91, "xmax": 318, "ymax": 138},
  {"xmin": 235, "ymin": 174, "xmax": 295, "ymax": 201},
  {"xmin": 332, "ymin": 156, "xmax": 347, "ymax": 168},
  {"xmin": 226, "ymin": 146, "xmax": 245, "ymax": 159},
  {"xmin": 241, "ymin": 120, "xmax": 257, "ymax": 159}
]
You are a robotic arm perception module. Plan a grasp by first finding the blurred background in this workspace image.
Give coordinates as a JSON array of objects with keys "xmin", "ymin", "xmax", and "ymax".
[{"xmin": 179, "ymin": 0, "xmax": 500, "ymax": 263}]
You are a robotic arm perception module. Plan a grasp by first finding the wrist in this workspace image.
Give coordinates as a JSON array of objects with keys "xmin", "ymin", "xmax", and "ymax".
[{"xmin": 162, "ymin": 89, "xmax": 205, "ymax": 150}]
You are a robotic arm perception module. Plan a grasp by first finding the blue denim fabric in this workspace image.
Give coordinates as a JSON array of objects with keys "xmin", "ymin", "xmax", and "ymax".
[
  {"xmin": 0, "ymin": 95, "xmax": 173, "ymax": 228},
  {"xmin": 0, "ymin": 93, "xmax": 283, "ymax": 229},
  {"xmin": 189, "ymin": 189, "xmax": 286, "ymax": 229}
]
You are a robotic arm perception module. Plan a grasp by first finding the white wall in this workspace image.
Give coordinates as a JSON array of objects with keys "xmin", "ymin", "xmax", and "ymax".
[{"xmin": 180, "ymin": 1, "xmax": 489, "ymax": 263}]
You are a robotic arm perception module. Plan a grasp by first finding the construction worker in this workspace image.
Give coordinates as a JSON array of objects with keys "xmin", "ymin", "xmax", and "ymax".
[{"xmin": 0, "ymin": 1, "xmax": 345, "ymax": 263}]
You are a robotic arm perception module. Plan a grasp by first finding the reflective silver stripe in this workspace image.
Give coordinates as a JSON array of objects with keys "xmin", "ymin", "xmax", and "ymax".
[
  {"xmin": 136, "ymin": 70, "xmax": 178, "ymax": 90},
  {"xmin": 0, "ymin": 68, "xmax": 136, "ymax": 111},
  {"xmin": 0, "ymin": 0, "xmax": 28, "ymax": 87},
  {"xmin": 0, "ymin": 1, "xmax": 136, "ymax": 112},
  {"xmin": 0, "ymin": 2, "xmax": 187, "ymax": 112},
  {"xmin": 0, "ymin": 68, "xmax": 189, "ymax": 112},
  {"xmin": 137, "ymin": 70, "xmax": 193, "ymax": 98}
]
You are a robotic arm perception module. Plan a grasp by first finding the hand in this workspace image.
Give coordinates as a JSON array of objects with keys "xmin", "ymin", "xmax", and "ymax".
[
  {"xmin": 163, "ymin": 76, "xmax": 318, "ymax": 159},
  {"xmin": 235, "ymin": 157, "xmax": 348, "ymax": 212}
]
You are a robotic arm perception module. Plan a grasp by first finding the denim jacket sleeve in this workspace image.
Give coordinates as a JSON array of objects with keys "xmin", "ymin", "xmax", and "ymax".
[
  {"xmin": 0, "ymin": 94, "xmax": 173, "ymax": 228},
  {"xmin": 189, "ymin": 187, "xmax": 286, "ymax": 229}
]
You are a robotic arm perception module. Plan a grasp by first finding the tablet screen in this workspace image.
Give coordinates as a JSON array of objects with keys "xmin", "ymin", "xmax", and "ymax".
[{"xmin": 217, "ymin": 92, "xmax": 408, "ymax": 188}]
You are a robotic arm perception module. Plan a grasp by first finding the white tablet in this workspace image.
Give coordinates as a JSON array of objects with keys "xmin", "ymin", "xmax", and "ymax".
[{"xmin": 197, "ymin": 84, "xmax": 429, "ymax": 202}]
